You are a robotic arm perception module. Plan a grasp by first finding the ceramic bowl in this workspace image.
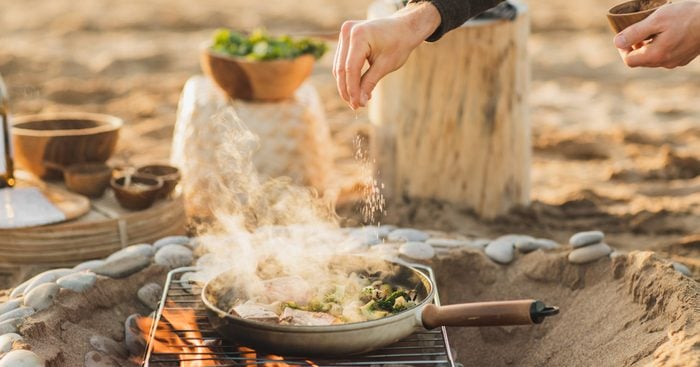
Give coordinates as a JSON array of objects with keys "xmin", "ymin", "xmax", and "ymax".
[
  {"xmin": 12, "ymin": 112, "xmax": 122, "ymax": 179},
  {"xmin": 64, "ymin": 162, "xmax": 113, "ymax": 198},
  {"xmin": 607, "ymin": 0, "xmax": 669, "ymax": 33},
  {"xmin": 136, "ymin": 164, "xmax": 181, "ymax": 198},
  {"xmin": 110, "ymin": 173, "xmax": 163, "ymax": 210},
  {"xmin": 200, "ymin": 46, "xmax": 315, "ymax": 101}
]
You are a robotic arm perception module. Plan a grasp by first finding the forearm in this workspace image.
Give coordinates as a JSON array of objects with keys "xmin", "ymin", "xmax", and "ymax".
[{"xmin": 409, "ymin": 0, "xmax": 505, "ymax": 41}]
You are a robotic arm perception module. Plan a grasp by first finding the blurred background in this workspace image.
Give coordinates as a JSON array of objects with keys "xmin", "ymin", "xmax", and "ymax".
[{"xmin": 1, "ymin": 0, "xmax": 699, "ymax": 262}]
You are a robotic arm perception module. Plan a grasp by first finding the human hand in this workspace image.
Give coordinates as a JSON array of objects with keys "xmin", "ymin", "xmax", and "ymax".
[
  {"xmin": 333, "ymin": 2, "xmax": 441, "ymax": 109},
  {"xmin": 614, "ymin": 1, "xmax": 700, "ymax": 68}
]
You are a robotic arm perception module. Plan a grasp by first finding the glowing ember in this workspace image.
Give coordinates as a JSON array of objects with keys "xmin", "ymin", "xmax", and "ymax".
[
  {"xmin": 138, "ymin": 301, "xmax": 315, "ymax": 367},
  {"xmin": 137, "ymin": 302, "xmax": 220, "ymax": 367}
]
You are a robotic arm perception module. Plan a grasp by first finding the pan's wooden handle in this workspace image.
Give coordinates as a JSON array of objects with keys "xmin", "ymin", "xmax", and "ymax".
[{"xmin": 421, "ymin": 299, "xmax": 558, "ymax": 329}]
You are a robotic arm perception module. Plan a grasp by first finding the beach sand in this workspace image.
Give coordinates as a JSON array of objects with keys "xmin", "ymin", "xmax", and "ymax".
[{"xmin": 0, "ymin": 0, "xmax": 699, "ymax": 365}]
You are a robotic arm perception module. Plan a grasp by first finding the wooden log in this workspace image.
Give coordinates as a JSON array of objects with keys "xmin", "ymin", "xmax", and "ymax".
[{"xmin": 368, "ymin": 2, "xmax": 530, "ymax": 218}]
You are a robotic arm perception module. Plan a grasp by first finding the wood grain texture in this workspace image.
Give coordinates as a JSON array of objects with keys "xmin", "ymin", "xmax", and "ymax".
[{"xmin": 369, "ymin": 3, "xmax": 530, "ymax": 218}]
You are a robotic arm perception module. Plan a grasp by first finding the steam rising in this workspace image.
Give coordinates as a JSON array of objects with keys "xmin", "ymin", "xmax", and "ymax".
[{"xmin": 192, "ymin": 108, "xmax": 390, "ymax": 302}]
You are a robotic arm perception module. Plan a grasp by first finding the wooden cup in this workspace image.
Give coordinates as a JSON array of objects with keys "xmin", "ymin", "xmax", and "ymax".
[{"xmin": 607, "ymin": 0, "xmax": 670, "ymax": 33}]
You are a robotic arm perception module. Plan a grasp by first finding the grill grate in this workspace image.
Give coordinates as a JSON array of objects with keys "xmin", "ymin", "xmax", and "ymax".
[{"xmin": 143, "ymin": 266, "xmax": 456, "ymax": 367}]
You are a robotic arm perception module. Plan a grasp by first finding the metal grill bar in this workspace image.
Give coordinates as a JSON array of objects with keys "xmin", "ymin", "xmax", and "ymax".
[{"xmin": 143, "ymin": 266, "xmax": 456, "ymax": 367}]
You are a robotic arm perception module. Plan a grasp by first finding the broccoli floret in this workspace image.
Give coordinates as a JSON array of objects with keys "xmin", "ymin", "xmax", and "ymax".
[{"xmin": 375, "ymin": 290, "xmax": 409, "ymax": 312}]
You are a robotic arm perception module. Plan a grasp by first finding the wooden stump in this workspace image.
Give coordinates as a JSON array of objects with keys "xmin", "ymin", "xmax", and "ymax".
[{"xmin": 368, "ymin": 2, "xmax": 530, "ymax": 218}]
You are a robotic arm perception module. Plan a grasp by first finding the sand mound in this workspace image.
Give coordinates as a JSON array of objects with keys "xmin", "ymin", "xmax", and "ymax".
[{"xmin": 434, "ymin": 250, "xmax": 699, "ymax": 366}]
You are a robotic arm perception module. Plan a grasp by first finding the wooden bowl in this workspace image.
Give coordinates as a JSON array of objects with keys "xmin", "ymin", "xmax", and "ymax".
[
  {"xmin": 64, "ymin": 162, "xmax": 113, "ymax": 198},
  {"xmin": 110, "ymin": 173, "xmax": 163, "ymax": 211},
  {"xmin": 12, "ymin": 112, "xmax": 122, "ymax": 179},
  {"xmin": 136, "ymin": 164, "xmax": 181, "ymax": 198},
  {"xmin": 200, "ymin": 47, "xmax": 315, "ymax": 101},
  {"xmin": 607, "ymin": 0, "xmax": 669, "ymax": 33}
]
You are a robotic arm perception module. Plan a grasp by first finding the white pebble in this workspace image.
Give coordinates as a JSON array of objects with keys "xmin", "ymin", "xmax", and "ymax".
[
  {"xmin": 484, "ymin": 237, "xmax": 516, "ymax": 264},
  {"xmin": 137, "ymin": 283, "xmax": 163, "ymax": 310},
  {"xmin": 569, "ymin": 231, "xmax": 604, "ymax": 248},
  {"xmin": 24, "ymin": 283, "xmax": 60, "ymax": 311},
  {"xmin": 0, "ymin": 349, "xmax": 44, "ymax": 367},
  {"xmin": 56, "ymin": 271, "xmax": 97, "ymax": 293},
  {"xmin": 387, "ymin": 228, "xmax": 430, "ymax": 242},
  {"xmin": 399, "ymin": 242, "xmax": 436, "ymax": 260},
  {"xmin": 0, "ymin": 307, "xmax": 34, "ymax": 323},
  {"xmin": 154, "ymin": 245, "xmax": 193, "ymax": 268},
  {"xmin": 0, "ymin": 318, "xmax": 21, "ymax": 335},
  {"xmin": 672, "ymin": 262, "xmax": 691, "ymax": 276},
  {"xmin": 73, "ymin": 260, "xmax": 106, "ymax": 271},
  {"xmin": 568, "ymin": 242, "xmax": 612, "ymax": 264},
  {"xmin": 22, "ymin": 268, "xmax": 75, "ymax": 297},
  {"xmin": 153, "ymin": 236, "xmax": 191, "ymax": 250},
  {"xmin": 106, "ymin": 244, "xmax": 154, "ymax": 262},
  {"xmin": 0, "ymin": 299, "xmax": 23, "ymax": 316},
  {"xmin": 0, "ymin": 333, "xmax": 22, "ymax": 353},
  {"xmin": 349, "ymin": 227, "xmax": 382, "ymax": 246}
]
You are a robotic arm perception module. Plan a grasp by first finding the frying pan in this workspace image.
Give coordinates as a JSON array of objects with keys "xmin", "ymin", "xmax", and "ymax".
[{"xmin": 201, "ymin": 260, "xmax": 559, "ymax": 356}]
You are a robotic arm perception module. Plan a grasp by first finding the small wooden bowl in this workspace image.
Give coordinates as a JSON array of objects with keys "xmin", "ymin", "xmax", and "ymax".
[
  {"xmin": 200, "ymin": 46, "xmax": 315, "ymax": 101},
  {"xmin": 12, "ymin": 112, "xmax": 123, "ymax": 179},
  {"xmin": 136, "ymin": 164, "xmax": 181, "ymax": 198},
  {"xmin": 607, "ymin": 0, "xmax": 669, "ymax": 33},
  {"xmin": 110, "ymin": 173, "xmax": 163, "ymax": 211},
  {"xmin": 64, "ymin": 162, "xmax": 113, "ymax": 198}
]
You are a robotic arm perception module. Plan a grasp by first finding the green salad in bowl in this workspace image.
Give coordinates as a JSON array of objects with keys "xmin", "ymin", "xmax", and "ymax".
[{"xmin": 211, "ymin": 29, "xmax": 328, "ymax": 61}]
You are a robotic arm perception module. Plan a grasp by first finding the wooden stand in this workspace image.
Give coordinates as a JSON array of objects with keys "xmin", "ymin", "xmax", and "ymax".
[
  {"xmin": 171, "ymin": 76, "xmax": 335, "ymax": 219},
  {"xmin": 368, "ymin": 2, "xmax": 530, "ymax": 218}
]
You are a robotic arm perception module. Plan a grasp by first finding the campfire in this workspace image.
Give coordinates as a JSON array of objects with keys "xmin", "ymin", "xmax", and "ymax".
[{"xmin": 134, "ymin": 268, "xmax": 456, "ymax": 367}]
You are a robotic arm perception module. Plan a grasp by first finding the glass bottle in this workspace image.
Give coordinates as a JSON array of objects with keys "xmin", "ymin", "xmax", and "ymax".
[{"xmin": 0, "ymin": 73, "xmax": 15, "ymax": 188}]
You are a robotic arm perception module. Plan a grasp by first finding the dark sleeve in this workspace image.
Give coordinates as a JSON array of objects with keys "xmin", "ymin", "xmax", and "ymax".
[{"xmin": 409, "ymin": 0, "xmax": 505, "ymax": 41}]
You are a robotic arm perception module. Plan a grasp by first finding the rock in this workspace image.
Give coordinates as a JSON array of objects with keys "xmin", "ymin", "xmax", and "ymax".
[
  {"xmin": 106, "ymin": 244, "xmax": 154, "ymax": 262},
  {"xmin": 23, "ymin": 283, "xmax": 60, "ymax": 311},
  {"xmin": 672, "ymin": 262, "xmax": 691, "ymax": 276},
  {"xmin": 0, "ymin": 349, "xmax": 44, "ymax": 367},
  {"xmin": 9, "ymin": 279, "xmax": 32, "ymax": 299},
  {"xmin": 56, "ymin": 271, "xmax": 96, "ymax": 293},
  {"xmin": 377, "ymin": 225, "xmax": 397, "ymax": 238},
  {"xmin": 472, "ymin": 239, "xmax": 491, "ymax": 248},
  {"xmin": 569, "ymin": 231, "xmax": 604, "ymax": 248},
  {"xmin": 137, "ymin": 283, "xmax": 163, "ymax": 310},
  {"xmin": 0, "ymin": 318, "xmax": 21, "ymax": 334},
  {"xmin": 349, "ymin": 227, "xmax": 382, "ymax": 246},
  {"xmin": 516, "ymin": 238, "xmax": 560, "ymax": 253},
  {"xmin": 84, "ymin": 351, "xmax": 119, "ymax": 367},
  {"xmin": 73, "ymin": 260, "xmax": 106, "ymax": 272},
  {"xmin": 22, "ymin": 268, "xmax": 75, "ymax": 296},
  {"xmin": 0, "ymin": 333, "xmax": 22, "ymax": 353},
  {"xmin": 426, "ymin": 238, "xmax": 476, "ymax": 248},
  {"xmin": 484, "ymin": 238, "xmax": 516, "ymax": 264},
  {"xmin": 399, "ymin": 242, "xmax": 436, "ymax": 260},
  {"xmin": 154, "ymin": 245, "xmax": 194, "ymax": 268},
  {"xmin": 93, "ymin": 255, "xmax": 151, "ymax": 279},
  {"xmin": 124, "ymin": 314, "xmax": 147, "ymax": 356},
  {"xmin": 89, "ymin": 335, "xmax": 128, "ymax": 359},
  {"xmin": 179, "ymin": 272, "xmax": 200, "ymax": 294},
  {"xmin": 568, "ymin": 242, "xmax": 612, "ymax": 264},
  {"xmin": 387, "ymin": 228, "xmax": 430, "ymax": 242},
  {"xmin": 153, "ymin": 236, "xmax": 191, "ymax": 250},
  {"xmin": 0, "ymin": 299, "xmax": 23, "ymax": 316},
  {"xmin": 609, "ymin": 250, "xmax": 627, "ymax": 259},
  {"xmin": 0, "ymin": 307, "xmax": 35, "ymax": 323}
]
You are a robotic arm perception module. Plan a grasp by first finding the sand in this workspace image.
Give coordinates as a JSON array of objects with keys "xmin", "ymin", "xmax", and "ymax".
[
  {"xmin": 0, "ymin": 0, "xmax": 699, "ymax": 365},
  {"xmin": 434, "ymin": 250, "xmax": 700, "ymax": 366}
]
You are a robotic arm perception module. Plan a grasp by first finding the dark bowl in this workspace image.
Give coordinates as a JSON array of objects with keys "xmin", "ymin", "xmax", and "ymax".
[
  {"xmin": 64, "ymin": 162, "xmax": 113, "ymax": 198},
  {"xmin": 136, "ymin": 164, "xmax": 181, "ymax": 198},
  {"xmin": 110, "ymin": 173, "xmax": 163, "ymax": 210}
]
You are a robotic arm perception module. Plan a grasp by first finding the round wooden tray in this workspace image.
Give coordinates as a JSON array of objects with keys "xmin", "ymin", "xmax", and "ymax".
[{"xmin": 0, "ymin": 184, "xmax": 187, "ymax": 265}]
